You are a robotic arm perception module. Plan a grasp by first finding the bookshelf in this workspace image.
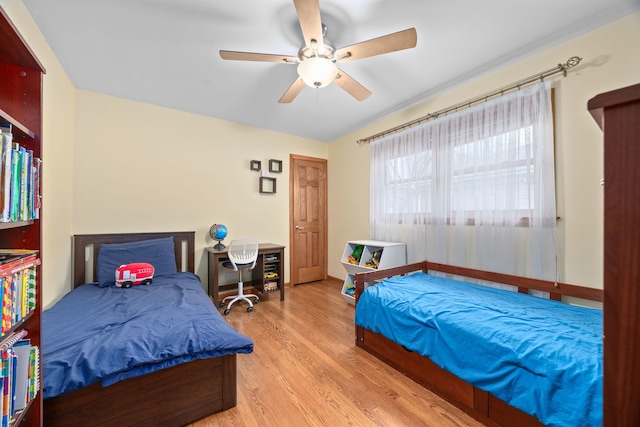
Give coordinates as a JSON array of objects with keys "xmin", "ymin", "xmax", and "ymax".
[
  {"xmin": 340, "ymin": 240, "xmax": 407, "ymax": 305},
  {"xmin": 0, "ymin": 6, "xmax": 44, "ymax": 427}
]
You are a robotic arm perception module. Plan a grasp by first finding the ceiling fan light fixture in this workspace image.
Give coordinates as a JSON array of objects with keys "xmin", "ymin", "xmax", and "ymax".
[{"xmin": 297, "ymin": 57, "xmax": 337, "ymax": 88}]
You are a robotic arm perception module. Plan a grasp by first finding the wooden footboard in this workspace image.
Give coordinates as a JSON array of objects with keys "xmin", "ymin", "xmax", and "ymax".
[
  {"xmin": 357, "ymin": 326, "xmax": 541, "ymax": 426},
  {"xmin": 354, "ymin": 261, "xmax": 603, "ymax": 427},
  {"xmin": 44, "ymin": 355, "xmax": 237, "ymax": 427}
]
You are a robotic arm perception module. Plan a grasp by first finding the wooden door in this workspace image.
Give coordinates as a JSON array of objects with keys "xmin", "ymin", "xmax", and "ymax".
[{"xmin": 290, "ymin": 155, "xmax": 327, "ymax": 285}]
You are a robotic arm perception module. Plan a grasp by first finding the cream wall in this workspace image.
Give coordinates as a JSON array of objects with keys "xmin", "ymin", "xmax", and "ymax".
[
  {"xmin": 4, "ymin": 0, "xmax": 638, "ymax": 308},
  {"xmin": 1, "ymin": 0, "xmax": 76, "ymax": 309},
  {"xmin": 72, "ymin": 91, "xmax": 327, "ymax": 301},
  {"xmin": 328, "ymin": 12, "xmax": 640, "ymax": 289},
  {"xmin": 3, "ymin": 0, "xmax": 328, "ymax": 308}
]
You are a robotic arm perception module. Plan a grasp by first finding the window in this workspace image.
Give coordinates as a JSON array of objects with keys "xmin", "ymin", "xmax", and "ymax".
[{"xmin": 370, "ymin": 82, "xmax": 557, "ymax": 279}]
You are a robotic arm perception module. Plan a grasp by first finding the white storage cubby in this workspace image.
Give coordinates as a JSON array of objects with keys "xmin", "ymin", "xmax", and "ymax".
[{"xmin": 340, "ymin": 240, "xmax": 407, "ymax": 305}]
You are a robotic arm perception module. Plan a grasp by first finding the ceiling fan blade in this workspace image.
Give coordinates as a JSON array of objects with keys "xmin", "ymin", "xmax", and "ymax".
[
  {"xmin": 333, "ymin": 69, "xmax": 372, "ymax": 102},
  {"xmin": 219, "ymin": 50, "xmax": 298, "ymax": 63},
  {"xmin": 293, "ymin": 0, "xmax": 324, "ymax": 49},
  {"xmin": 278, "ymin": 78, "xmax": 307, "ymax": 103},
  {"xmin": 335, "ymin": 28, "xmax": 417, "ymax": 62}
]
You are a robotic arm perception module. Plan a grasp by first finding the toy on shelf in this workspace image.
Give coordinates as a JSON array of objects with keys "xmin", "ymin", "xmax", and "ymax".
[
  {"xmin": 345, "ymin": 245, "xmax": 364, "ymax": 265},
  {"xmin": 364, "ymin": 248, "xmax": 384, "ymax": 269},
  {"xmin": 344, "ymin": 282, "xmax": 355, "ymax": 297}
]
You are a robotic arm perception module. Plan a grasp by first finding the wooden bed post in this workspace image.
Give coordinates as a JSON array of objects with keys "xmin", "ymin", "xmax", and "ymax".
[{"xmin": 588, "ymin": 83, "xmax": 640, "ymax": 427}]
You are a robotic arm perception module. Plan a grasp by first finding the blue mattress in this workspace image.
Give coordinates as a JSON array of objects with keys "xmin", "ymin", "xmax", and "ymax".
[
  {"xmin": 42, "ymin": 272, "xmax": 253, "ymax": 399},
  {"xmin": 355, "ymin": 272, "xmax": 602, "ymax": 427}
]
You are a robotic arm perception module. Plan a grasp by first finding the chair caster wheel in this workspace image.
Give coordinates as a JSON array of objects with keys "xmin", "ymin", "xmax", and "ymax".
[
  {"xmin": 219, "ymin": 302, "xmax": 225, "ymax": 308},
  {"xmin": 253, "ymin": 299, "xmax": 259, "ymax": 304},
  {"xmin": 224, "ymin": 309, "xmax": 230, "ymax": 315},
  {"xmin": 247, "ymin": 306, "xmax": 253, "ymax": 313}
]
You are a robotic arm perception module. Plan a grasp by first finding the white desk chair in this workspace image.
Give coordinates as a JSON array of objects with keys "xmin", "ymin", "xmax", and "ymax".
[{"xmin": 219, "ymin": 238, "xmax": 259, "ymax": 314}]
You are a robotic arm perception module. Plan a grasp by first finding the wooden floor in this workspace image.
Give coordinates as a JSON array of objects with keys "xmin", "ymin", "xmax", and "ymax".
[{"xmin": 190, "ymin": 280, "xmax": 484, "ymax": 427}]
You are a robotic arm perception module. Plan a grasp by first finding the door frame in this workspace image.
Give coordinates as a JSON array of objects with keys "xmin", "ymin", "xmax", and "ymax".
[{"xmin": 289, "ymin": 154, "xmax": 328, "ymax": 285}]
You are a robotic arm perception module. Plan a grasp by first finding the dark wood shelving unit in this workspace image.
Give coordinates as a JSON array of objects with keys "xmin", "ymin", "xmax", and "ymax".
[{"xmin": 0, "ymin": 6, "xmax": 45, "ymax": 427}]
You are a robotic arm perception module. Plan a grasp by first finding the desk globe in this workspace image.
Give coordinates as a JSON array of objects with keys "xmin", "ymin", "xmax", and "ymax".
[{"xmin": 209, "ymin": 224, "xmax": 228, "ymax": 250}]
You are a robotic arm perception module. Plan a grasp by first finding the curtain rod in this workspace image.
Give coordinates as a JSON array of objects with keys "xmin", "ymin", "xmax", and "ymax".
[{"xmin": 356, "ymin": 56, "xmax": 582, "ymax": 145}]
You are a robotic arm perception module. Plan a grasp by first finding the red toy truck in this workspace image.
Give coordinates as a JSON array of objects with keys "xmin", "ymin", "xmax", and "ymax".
[{"xmin": 115, "ymin": 262, "xmax": 154, "ymax": 288}]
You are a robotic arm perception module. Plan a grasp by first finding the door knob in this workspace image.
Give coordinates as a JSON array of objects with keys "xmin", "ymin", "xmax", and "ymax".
[{"xmin": 295, "ymin": 225, "xmax": 305, "ymax": 230}]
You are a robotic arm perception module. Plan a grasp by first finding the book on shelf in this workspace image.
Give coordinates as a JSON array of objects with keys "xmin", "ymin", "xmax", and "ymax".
[
  {"xmin": 9, "ymin": 145, "xmax": 19, "ymax": 223},
  {"xmin": 0, "ymin": 132, "xmax": 41, "ymax": 223},
  {"xmin": 18, "ymin": 148, "xmax": 30, "ymax": 222},
  {"xmin": 0, "ymin": 253, "xmax": 39, "ymax": 334},
  {"xmin": 11, "ymin": 339, "xmax": 29, "ymax": 411},
  {"xmin": 0, "ymin": 128, "xmax": 12, "ymax": 223},
  {"xmin": 0, "ymin": 250, "xmax": 39, "ymax": 278},
  {"xmin": 1, "ymin": 352, "xmax": 10, "ymax": 427},
  {"xmin": 0, "ymin": 331, "xmax": 39, "ymax": 421},
  {"xmin": 0, "ymin": 250, "xmax": 38, "ymax": 267},
  {"xmin": 32, "ymin": 158, "xmax": 41, "ymax": 219},
  {"xmin": 28, "ymin": 346, "xmax": 39, "ymax": 404}
]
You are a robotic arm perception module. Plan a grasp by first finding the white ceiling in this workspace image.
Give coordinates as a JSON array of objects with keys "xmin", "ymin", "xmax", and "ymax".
[{"xmin": 22, "ymin": 0, "xmax": 640, "ymax": 142}]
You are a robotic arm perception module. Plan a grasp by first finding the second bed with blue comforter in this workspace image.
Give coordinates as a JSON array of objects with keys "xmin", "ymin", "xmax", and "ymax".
[
  {"xmin": 355, "ymin": 272, "xmax": 602, "ymax": 427},
  {"xmin": 42, "ymin": 272, "xmax": 254, "ymax": 399}
]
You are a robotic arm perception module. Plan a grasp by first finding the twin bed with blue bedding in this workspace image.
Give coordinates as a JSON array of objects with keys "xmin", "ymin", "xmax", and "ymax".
[
  {"xmin": 43, "ymin": 232, "xmax": 254, "ymax": 427},
  {"xmin": 354, "ymin": 262, "xmax": 603, "ymax": 427}
]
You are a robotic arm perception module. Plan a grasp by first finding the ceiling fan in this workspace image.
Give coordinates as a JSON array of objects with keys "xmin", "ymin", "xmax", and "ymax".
[{"xmin": 219, "ymin": 0, "xmax": 417, "ymax": 103}]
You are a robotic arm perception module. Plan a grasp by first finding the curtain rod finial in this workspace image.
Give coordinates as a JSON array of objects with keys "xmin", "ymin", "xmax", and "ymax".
[
  {"xmin": 566, "ymin": 56, "xmax": 582, "ymax": 68},
  {"xmin": 561, "ymin": 56, "xmax": 582, "ymax": 76}
]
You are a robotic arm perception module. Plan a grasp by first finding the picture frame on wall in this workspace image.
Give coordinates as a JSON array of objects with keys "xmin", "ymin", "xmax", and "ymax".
[
  {"xmin": 269, "ymin": 159, "xmax": 282, "ymax": 173},
  {"xmin": 250, "ymin": 160, "xmax": 261, "ymax": 171},
  {"xmin": 259, "ymin": 177, "xmax": 276, "ymax": 194}
]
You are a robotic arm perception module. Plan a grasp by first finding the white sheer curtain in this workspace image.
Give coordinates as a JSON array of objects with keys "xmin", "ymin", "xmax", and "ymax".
[{"xmin": 370, "ymin": 81, "xmax": 556, "ymax": 280}]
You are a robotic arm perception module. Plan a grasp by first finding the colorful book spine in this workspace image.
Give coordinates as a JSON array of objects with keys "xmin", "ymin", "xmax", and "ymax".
[
  {"xmin": 18, "ymin": 147, "xmax": 27, "ymax": 222},
  {"xmin": 2, "ymin": 354, "xmax": 9, "ymax": 427},
  {"xmin": 0, "ymin": 254, "xmax": 39, "ymax": 333},
  {"xmin": 26, "ymin": 269, "xmax": 36, "ymax": 315},
  {"xmin": 32, "ymin": 158, "xmax": 41, "ymax": 220},
  {"xmin": 28, "ymin": 346, "xmax": 39, "ymax": 402},
  {"xmin": 0, "ymin": 133, "xmax": 41, "ymax": 223},
  {"xmin": 9, "ymin": 145, "xmax": 19, "ymax": 223},
  {"xmin": 8, "ymin": 273, "xmax": 15, "ymax": 327},
  {"xmin": 0, "ymin": 331, "xmax": 38, "ymax": 423},
  {"xmin": 0, "ymin": 129, "xmax": 12, "ymax": 222},
  {"xmin": 1, "ymin": 278, "xmax": 10, "ymax": 335}
]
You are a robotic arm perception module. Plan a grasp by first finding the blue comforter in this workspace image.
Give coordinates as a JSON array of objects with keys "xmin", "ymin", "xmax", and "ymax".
[
  {"xmin": 42, "ymin": 272, "xmax": 253, "ymax": 398},
  {"xmin": 355, "ymin": 272, "xmax": 602, "ymax": 427}
]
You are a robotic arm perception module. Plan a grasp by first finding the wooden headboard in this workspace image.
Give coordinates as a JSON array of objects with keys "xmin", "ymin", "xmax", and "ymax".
[{"xmin": 73, "ymin": 231, "xmax": 195, "ymax": 288}]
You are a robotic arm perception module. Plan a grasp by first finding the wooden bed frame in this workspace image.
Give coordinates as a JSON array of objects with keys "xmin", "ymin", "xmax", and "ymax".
[
  {"xmin": 44, "ymin": 232, "xmax": 239, "ymax": 427},
  {"xmin": 354, "ymin": 261, "xmax": 603, "ymax": 427}
]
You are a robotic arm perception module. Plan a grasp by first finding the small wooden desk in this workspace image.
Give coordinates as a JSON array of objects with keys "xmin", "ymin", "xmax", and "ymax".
[{"xmin": 207, "ymin": 243, "xmax": 285, "ymax": 306}]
